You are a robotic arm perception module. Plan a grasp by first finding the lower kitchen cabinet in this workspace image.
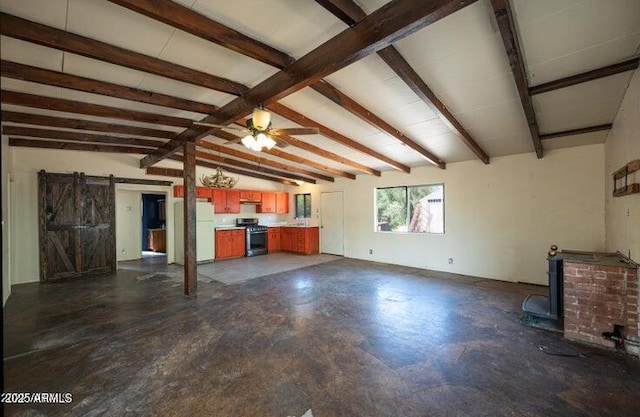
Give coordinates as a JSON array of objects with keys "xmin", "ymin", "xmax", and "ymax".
[
  {"xmin": 280, "ymin": 227, "xmax": 319, "ymax": 255},
  {"xmin": 267, "ymin": 227, "xmax": 281, "ymax": 252},
  {"xmin": 215, "ymin": 229, "xmax": 246, "ymax": 260}
]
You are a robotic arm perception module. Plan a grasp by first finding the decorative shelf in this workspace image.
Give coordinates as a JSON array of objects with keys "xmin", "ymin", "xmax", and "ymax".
[{"xmin": 613, "ymin": 159, "xmax": 640, "ymax": 197}]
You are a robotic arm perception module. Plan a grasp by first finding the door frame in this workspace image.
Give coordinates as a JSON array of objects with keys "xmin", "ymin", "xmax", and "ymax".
[
  {"xmin": 320, "ymin": 190, "xmax": 345, "ymax": 256},
  {"xmin": 114, "ymin": 186, "xmax": 170, "ymax": 266}
]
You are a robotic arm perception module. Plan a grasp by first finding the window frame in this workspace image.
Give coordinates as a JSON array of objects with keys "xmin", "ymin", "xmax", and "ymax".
[
  {"xmin": 374, "ymin": 183, "xmax": 445, "ymax": 234},
  {"xmin": 294, "ymin": 193, "xmax": 312, "ymax": 218}
]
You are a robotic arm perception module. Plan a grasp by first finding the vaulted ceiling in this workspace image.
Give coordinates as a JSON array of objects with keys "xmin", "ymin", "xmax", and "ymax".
[{"xmin": 1, "ymin": 0, "xmax": 639, "ymax": 185}]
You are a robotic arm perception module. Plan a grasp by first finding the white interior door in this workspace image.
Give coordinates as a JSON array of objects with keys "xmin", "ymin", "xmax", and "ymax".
[{"xmin": 320, "ymin": 191, "xmax": 344, "ymax": 255}]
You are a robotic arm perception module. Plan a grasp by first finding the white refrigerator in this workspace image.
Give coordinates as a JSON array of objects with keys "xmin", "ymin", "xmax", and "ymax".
[{"xmin": 174, "ymin": 201, "xmax": 215, "ymax": 264}]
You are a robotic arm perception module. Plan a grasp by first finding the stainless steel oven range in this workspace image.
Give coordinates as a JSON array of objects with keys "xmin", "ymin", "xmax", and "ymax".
[{"xmin": 236, "ymin": 218, "xmax": 268, "ymax": 257}]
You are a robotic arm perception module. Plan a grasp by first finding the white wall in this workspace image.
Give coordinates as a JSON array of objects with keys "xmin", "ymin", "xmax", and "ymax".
[
  {"xmin": 605, "ymin": 68, "xmax": 640, "ymax": 261},
  {"xmin": 291, "ymin": 145, "xmax": 606, "ymax": 285},
  {"xmin": 6, "ymin": 147, "xmax": 288, "ymax": 285},
  {"xmin": 115, "ymin": 189, "xmax": 143, "ymax": 261}
]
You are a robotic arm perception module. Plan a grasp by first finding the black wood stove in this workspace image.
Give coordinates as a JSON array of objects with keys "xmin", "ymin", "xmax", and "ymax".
[{"xmin": 522, "ymin": 245, "xmax": 564, "ymax": 320}]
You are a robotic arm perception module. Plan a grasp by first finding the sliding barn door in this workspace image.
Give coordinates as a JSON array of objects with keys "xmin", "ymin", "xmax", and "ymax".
[{"xmin": 38, "ymin": 171, "xmax": 116, "ymax": 282}]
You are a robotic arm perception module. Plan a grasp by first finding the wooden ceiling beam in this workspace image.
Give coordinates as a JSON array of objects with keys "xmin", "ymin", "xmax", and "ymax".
[
  {"xmin": 106, "ymin": 0, "xmax": 293, "ymax": 69},
  {"xmin": 1, "ymin": 60, "xmax": 217, "ymax": 115},
  {"xmin": 491, "ymin": 0, "xmax": 543, "ymax": 158},
  {"xmin": 2, "ymin": 60, "xmax": 379, "ymax": 176},
  {"xmin": 198, "ymin": 137, "xmax": 334, "ymax": 182},
  {"xmin": 268, "ymin": 102, "xmax": 410, "ymax": 173},
  {"xmin": 1, "ymin": 90, "xmax": 192, "ymax": 128},
  {"xmin": 193, "ymin": 150, "xmax": 318, "ymax": 184},
  {"xmin": 264, "ymin": 147, "xmax": 355, "ymax": 180},
  {"xmin": 2, "ymin": 126, "xmax": 166, "ymax": 148},
  {"xmin": 529, "ymin": 58, "xmax": 640, "ymax": 96},
  {"xmin": 107, "ymin": 0, "xmax": 410, "ymax": 173},
  {"xmin": 310, "ymin": 80, "xmax": 446, "ymax": 168},
  {"xmin": 539, "ymin": 124, "xmax": 613, "ymax": 141},
  {"xmin": 0, "ymin": 13, "xmax": 246, "ymax": 96},
  {"xmin": 316, "ymin": 0, "xmax": 488, "ymax": 165},
  {"xmin": 139, "ymin": 0, "xmax": 478, "ymax": 167},
  {"xmin": 8, "ymin": 138, "xmax": 155, "ymax": 154},
  {"xmin": 168, "ymin": 155, "xmax": 300, "ymax": 186},
  {"xmin": 1, "ymin": 111, "xmax": 176, "ymax": 139},
  {"xmin": 146, "ymin": 166, "xmax": 184, "ymax": 178},
  {"xmin": 267, "ymin": 131, "xmax": 380, "ymax": 176}
]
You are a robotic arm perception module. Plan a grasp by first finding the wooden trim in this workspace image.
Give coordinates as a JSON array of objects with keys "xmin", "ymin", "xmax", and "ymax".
[
  {"xmin": 139, "ymin": 0, "xmax": 478, "ymax": 166},
  {"xmin": 198, "ymin": 138, "xmax": 334, "ymax": 182},
  {"xmin": 8, "ymin": 138, "xmax": 156, "ymax": 154},
  {"xmin": 192, "ymin": 150, "xmax": 318, "ymax": 185},
  {"xmin": 539, "ymin": 124, "xmax": 612, "ymax": 141},
  {"xmin": 1, "ymin": 60, "xmax": 218, "ymax": 115},
  {"xmin": 268, "ymin": 102, "xmax": 411, "ymax": 173},
  {"xmin": 310, "ymin": 80, "xmax": 446, "ymax": 168},
  {"xmin": 112, "ymin": 177, "xmax": 172, "ymax": 186},
  {"xmin": 37, "ymin": 170, "xmax": 47, "ymax": 282},
  {"xmin": 146, "ymin": 167, "xmax": 184, "ymax": 178},
  {"xmin": 1, "ymin": 111, "xmax": 176, "ymax": 139},
  {"xmin": 491, "ymin": 0, "xmax": 543, "ymax": 158},
  {"xmin": 2, "ymin": 126, "xmax": 166, "ymax": 148},
  {"xmin": 1, "ymin": 90, "xmax": 193, "ymax": 128},
  {"xmin": 530, "ymin": 58, "xmax": 640, "ymax": 96},
  {"xmin": 107, "ymin": 0, "xmax": 293, "ymax": 69},
  {"xmin": 0, "ymin": 12, "xmax": 246, "ymax": 96}
]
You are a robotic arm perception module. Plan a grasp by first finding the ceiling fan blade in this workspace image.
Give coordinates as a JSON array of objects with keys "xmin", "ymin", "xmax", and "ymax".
[
  {"xmin": 270, "ymin": 127, "xmax": 319, "ymax": 136},
  {"xmin": 193, "ymin": 121, "xmax": 247, "ymax": 132},
  {"xmin": 223, "ymin": 138, "xmax": 243, "ymax": 145}
]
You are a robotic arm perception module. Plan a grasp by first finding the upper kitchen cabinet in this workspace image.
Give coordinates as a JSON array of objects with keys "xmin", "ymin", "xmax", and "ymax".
[
  {"xmin": 276, "ymin": 192, "xmax": 289, "ymax": 214},
  {"xmin": 257, "ymin": 192, "xmax": 276, "ymax": 213},
  {"xmin": 212, "ymin": 189, "xmax": 240, "ymax": 213}
]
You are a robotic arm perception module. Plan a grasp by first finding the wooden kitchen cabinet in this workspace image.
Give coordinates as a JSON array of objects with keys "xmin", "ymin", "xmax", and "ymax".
[
  {"xmin": 257, "ymin": 192, "xmax": 276, "ymax": 213},
  {"xmin": 239, "ymin": 190, "xmax": 261, "ymax": 203},
  {"xmin": 173, "ymin": 185, "xmax": 212, "ymax": 200},
  {"xmin": 148, "ymin": 229, "xmax": 166, "ymax": 252},
  {"xmin": 280, "ymin": 227, "xmax": 319, "ymax": 255},
  {"xmin": 275, "ymin": 192, "xmax": 289, "ymax": 214},
  {"xmin": 215, "ymin": 229, "xmax": 246, "ymax": 259},
  {"xmin": 267, "ymin": 227, "xmax": 281, "ymax": 252},
  {"xmin": 212, "ymin": 189, "xmax": 240, "ymax": 213}
]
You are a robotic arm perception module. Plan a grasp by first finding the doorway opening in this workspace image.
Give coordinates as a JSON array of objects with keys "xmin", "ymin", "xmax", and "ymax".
[{"xmin": 141, "ymin": 194, "xmax": 166, "ymax": 260}]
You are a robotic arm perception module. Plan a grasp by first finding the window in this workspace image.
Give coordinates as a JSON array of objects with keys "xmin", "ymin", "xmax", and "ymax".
[
  {"xmin": 375, "ymin": 184, "xmax": 444, "ymax": 233},
  {"xmin": 295, "ymin": 193, "xmax": 312, "ymax": 218}
]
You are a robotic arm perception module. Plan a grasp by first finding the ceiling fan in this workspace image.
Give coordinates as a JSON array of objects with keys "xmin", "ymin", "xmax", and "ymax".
[{"xmin": 193, "ymin": 107, "xmax": 319, "ymax": 151}]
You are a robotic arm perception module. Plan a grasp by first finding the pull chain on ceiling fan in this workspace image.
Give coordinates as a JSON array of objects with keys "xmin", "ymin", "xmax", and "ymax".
[{"xmin": 194, "ymin": 106, "xmax": 319, "ymax": 151}]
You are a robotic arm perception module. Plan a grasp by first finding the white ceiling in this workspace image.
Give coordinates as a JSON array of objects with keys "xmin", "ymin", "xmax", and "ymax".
[{"xmin": 1, "ymin": 0, "xmax": 639, "ymax": 180}]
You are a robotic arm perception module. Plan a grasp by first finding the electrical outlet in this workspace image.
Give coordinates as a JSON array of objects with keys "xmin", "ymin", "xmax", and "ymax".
[
  {"xmin": 121, "ymin": 249, "xmax": 126, "ymax": 255},
  {"xmin": 369, "ymin": 249, "xmax": 373, "ymax": 255},
  {"xmin": 448, "ymin": 257, "xmax": 453, "ymax": 264}
]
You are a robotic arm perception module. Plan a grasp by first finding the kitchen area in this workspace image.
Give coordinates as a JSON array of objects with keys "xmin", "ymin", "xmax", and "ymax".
[{"xmin": 173, "ymin": 185, "xmax": 320, "ymax": 265}]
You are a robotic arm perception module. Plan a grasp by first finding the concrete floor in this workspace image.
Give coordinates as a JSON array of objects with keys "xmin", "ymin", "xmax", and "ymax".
[{"xmin": 3, "ymin": 256, "xmax": 640, "ymax": 416}]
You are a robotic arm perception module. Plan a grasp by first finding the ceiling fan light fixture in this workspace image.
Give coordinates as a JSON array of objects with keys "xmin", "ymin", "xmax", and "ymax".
[
  {"xmin": 264, "ymin": 136, "xmax": 277, "ymax": 150},
  {"xmin": 241, "ymin": 134, "xmax": 255, "ymax": 149},
  {"xmin": 252, "ymin": 108, "xmax": 271, "ymax": 130}
]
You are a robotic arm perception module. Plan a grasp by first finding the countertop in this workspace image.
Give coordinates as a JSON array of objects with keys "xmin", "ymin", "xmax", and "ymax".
[
  {"xmin": 215, "ymin": 226, "xmax": 245, "ymax": 230},
  {"xmin": 556, "ymin": 250, "xmax": 638, "ymax": 268},
  {"xmin": 267, "ymin": 225, "xmax": 319, "ymax": 228}
]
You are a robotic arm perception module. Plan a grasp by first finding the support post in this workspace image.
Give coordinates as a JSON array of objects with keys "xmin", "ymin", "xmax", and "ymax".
[{"xmin": 183, "ymin": 141, "xmax": 197, "ymax": 295}]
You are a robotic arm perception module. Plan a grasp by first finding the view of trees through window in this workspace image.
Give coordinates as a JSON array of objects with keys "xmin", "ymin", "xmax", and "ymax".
[
  {"xmin": 295, "ymin": 193, "xmax": 312, "ymax": 218},
  {"xmin": 376, "ymin": 184, "xmax": 444, "ymax": 233}
]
